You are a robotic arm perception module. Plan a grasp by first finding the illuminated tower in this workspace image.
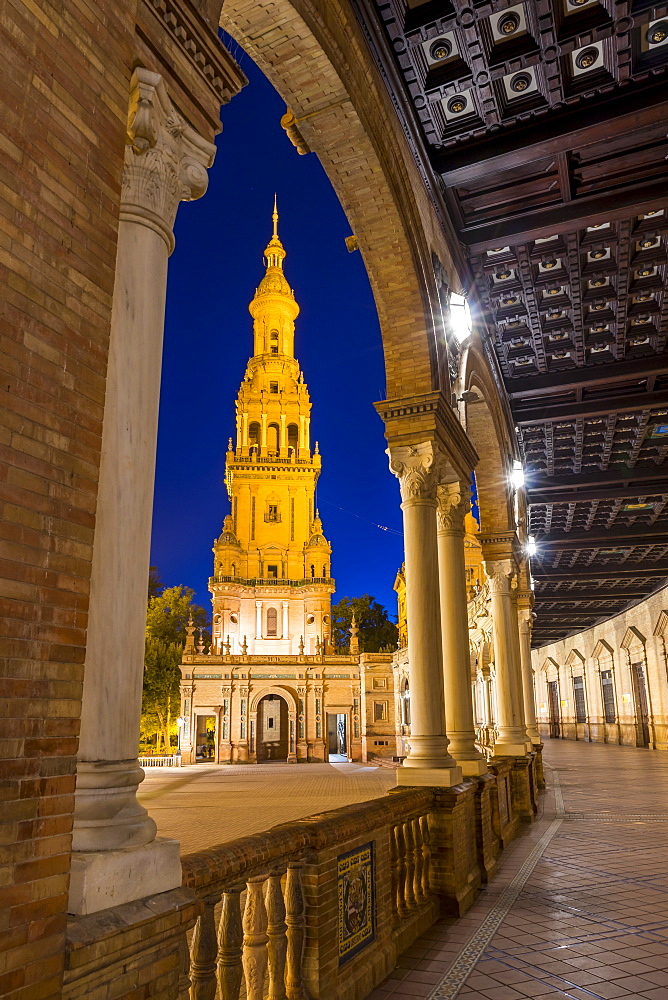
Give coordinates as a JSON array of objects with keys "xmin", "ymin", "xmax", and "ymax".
[{"xmin": 210, "ymin": 201, "xmax": 334, "ymax": 654}]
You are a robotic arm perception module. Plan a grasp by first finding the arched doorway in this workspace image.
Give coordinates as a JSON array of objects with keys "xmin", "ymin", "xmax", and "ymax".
[{"xmin": 256, "ymin": 693, "xmax": 289, "ymax": 762}]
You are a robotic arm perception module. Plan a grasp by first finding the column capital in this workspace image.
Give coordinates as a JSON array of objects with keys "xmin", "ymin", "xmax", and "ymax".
[
  {"xmin": 484, "ymin": 558, "xmax": 517, "ymax": 595},
  {"xmin": 436, "ymin": 481, "xmax": 470, "ymax": 533},
  {"xmin": 517, "ymin": 606, "xmax": 534, "ymax": 632},
  {"xmin": 122, "ymin": 68, "xmax": 217, "ymax": 252},
  {"xmin": 388, "ymin": 441, "xmax": 446, "ymax": 504}
]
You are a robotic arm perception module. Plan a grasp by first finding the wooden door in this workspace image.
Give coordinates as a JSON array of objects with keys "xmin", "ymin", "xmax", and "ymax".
[
  {"xmin": 631, "ymin": 663, "xmax": 650, "ymax": 748},
  {"xmin": 548, "ymin": 681, "xmax": 560, "ymax": 738}
]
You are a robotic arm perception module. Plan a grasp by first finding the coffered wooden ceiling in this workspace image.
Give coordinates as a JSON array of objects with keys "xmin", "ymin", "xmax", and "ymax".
[{"xmin": 361, "ymin": 0, "xmax": 668, "ymax": 645}]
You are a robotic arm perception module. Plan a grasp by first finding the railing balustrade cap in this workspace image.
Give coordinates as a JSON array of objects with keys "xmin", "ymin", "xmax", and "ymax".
[{"xmin": 181, "ymin": 788, "xmax": 432, "ymax": 896}]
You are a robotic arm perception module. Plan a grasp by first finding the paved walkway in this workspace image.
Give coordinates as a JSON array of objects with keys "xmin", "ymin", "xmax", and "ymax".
[
  {"xmin": 138, "ymin": 760, "xmax": 395, "ymax": 854},
  {"xmin": 368, "ymin": 740, "xmax": 668, "ymax": 1000}
]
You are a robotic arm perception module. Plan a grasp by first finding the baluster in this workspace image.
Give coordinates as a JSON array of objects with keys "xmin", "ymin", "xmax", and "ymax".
[
  {"xmin": 412, "ymin": 817, "xmax": 424, "ymax": 904},
  {"xmin": 420, "ymin": 813, "xmax": 431, "ymax": 898},
  {"xmin": 243, "ymin": 876, "xmax": 269, "ymax": 1000},
  {"xmin": 265, "ymin": 873, "xmax": 288, "ymax": 1000},
  {"xmin": 217, "ymin": 888, "xmax": 243, "ymax": 1000},
  {"xmin": 403, "ymin": 820, "xmax": 416, "ymax": 909},
  {"xmin": 285, "ymin": 863, "xmax": 307, "ymax": 1000},
  {"xmin": 178, "ymin": 933, "xmax": 191, "ymax": 999},
  {"xmin": 389, "ymin": 824, "xmax": 400, "ymax": 919},
  {"xmin": 394, "ymin": 823, "xmax": 408, "ymax": 917},
  {"xmin": 190, "ymin": 894, "xmax": 220, "ymax": 1000}
]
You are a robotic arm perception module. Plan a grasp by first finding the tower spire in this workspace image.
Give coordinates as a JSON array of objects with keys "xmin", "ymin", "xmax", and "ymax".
[{"xmin": 272, "ymin": 193, "xmax": 278, "ymax": 239}]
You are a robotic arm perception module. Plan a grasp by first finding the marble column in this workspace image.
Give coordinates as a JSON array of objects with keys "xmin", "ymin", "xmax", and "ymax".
[
  {"xmin": 69, "ymin": 69, "xmax": 216, "ymax": 915},
  {"xmin": 389, "ymin": 444, "xmax": 462, "ymax": 787},
  {"xmin": 485, "ymin": 560, "xmax": 531, "ymax": 756},
  {"xmin": 256, "ymin": 601, "xmax": 263, "ymax": 639},
  {"xmin": 518, "ymin": 605, "xmax": 541, "ymax": 744},
  {"xmin": 282, "ymin": 601, "xmax": 289, "ymax": 640},
  {"xmin": 436, "ymin": 483, "xmax": 487, "ymax": 775}
]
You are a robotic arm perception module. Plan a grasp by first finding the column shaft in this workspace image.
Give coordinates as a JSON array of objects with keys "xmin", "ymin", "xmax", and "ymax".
[
  {"xmin": 436, "ymin": 485, "xmax": 486, "ymax": 775},
  {"xmin": 390, "ymin": 444, "xmax": 462, "ymax": 787},
  {"xmin": 518, "ymin": 608, "xmax": 541, "ymax": 744},
  {"xmin": 486, "ymin": 561, "xmax": 530, "ymax": 756}
]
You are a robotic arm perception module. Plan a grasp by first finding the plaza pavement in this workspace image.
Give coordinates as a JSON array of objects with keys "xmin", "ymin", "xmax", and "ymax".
[{"xmin": 138, "ymin": 759, "xmax": 395, "ymax": 854}]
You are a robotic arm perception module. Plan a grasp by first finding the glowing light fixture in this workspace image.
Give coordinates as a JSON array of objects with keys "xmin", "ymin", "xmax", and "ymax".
[
  {"xmin": 512, "ymin": 459, "xmax": 525, "ymax": 489},
  {"xmin": 527, "ymin": 535, "xmax": 537, "ymax": 556},
  {"xmin": 450, "ymin": 292, "xmax": 472, "ymax": 343}
]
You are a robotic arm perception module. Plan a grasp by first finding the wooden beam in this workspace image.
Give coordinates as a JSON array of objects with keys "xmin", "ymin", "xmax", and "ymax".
[
  {"xmin": 527, "ymin": 465, "xmax": 668, "ymax": 493},
  {"xmin": 506, "ymin": 357, "xmax": 668, "ymax": 400},
  {"xmin": 535, "ymin": 527, "xmax": 668, "ymax": 550},
  {"xmin": 436, "ymin": 87, "xmax": 668, "ymax": 184},
  {"xmin": 513, "ymin": 389, "xmax": 668, "ymax": 425},
  {"xmin": 533, "ymin": 563, "xmax": 668, "ymax": 580},
  {"xmin": 530, "ymin": 482, "xmax": 668, "ymax": 504},
  {"xmin": 533, "ymin": 589, "xmax": 645, "ymax": 601},
  {"xmin": 463, "ymin": 180, "xmax": 668, "ymax": 254}
]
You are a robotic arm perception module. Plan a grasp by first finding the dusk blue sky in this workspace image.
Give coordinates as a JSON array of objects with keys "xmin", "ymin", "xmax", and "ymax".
[{"xmin": 150, "ymin": 49, "xmax": 405, "ymax": 618}]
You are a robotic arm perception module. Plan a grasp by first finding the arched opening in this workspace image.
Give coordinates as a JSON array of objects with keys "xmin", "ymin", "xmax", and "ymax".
[
  {"xmin": 269, "ymin": 330, "xmax": 279, "ymax": 354},
  {"xmin": 287, "ymin": 423, "xmax": 298, "ymax": 450},
  {"xmin": 267, "ymin": 422, "xmax": 279, "ymax": 454},
  {"xmin": 266, "ymin": 606, "xmax": 278, "ymax": 636},
  {"xmin": 248, "ymin": 421, "xmax": 260, "ymax": 447},
  {"xmin": 256, "ymin": 694, "xmax": 289, "ymax": 762}
]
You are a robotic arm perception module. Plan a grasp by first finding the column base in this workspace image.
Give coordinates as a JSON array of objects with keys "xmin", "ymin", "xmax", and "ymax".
[
  {"xmin": 492, "ymin": 741, "xmax": 529, "ymax": 757},
  {"xmin": 458, "ymin": 757, "xmax": 489, "ymax": 776},
  {"xmin": 68, "ymin": 837, "xmax": 182, "ymax": 916},
  {"xmin": 396, "ymin": 765, "xmax": 463, "ymax": 787}
]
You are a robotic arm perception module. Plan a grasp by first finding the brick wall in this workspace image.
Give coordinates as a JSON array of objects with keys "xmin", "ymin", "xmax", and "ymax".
[{"xmin": 0, "ymin": 1, "xmax": 137, "ymax": 996}]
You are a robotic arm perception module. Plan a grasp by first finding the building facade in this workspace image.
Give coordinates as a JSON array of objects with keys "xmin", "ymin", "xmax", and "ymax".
[
  {"xmin": 533, "ymin": 585, "xmax": 668, "ymax": 753},
  {"xmin": 180, "ymin": 211, "xmax": 401, "ymax": 764}
]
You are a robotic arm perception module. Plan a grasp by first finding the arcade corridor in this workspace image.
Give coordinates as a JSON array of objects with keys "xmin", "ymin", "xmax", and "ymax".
[{"xmin": 368, "ymin": 740, "xmax": 668, "ymax": 1000}]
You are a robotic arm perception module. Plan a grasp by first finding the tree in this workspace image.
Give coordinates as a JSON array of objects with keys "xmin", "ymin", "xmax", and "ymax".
[
  {"xmin": 331, "ymin": 595, "xmax": 398, "ymax": 653},
  {"xmin": 141, "ymin": 583, "xmax": 210, "ymax": 753},
  {"xmin": 142, "ymin": 639, "xmax": 182, "ymax": 753},
  {"xmin": 148, "ymin": 565, "xmax": 163, "ymax": 599},
  {"xmin": 146, "ymin": 584, "xmax": 210, "ymax": 646}
]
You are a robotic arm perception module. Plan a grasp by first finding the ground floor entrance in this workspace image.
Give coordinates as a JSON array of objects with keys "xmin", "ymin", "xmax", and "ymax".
[
  {"xmin": 256, "ymin": 693, "xmax": 289, "ymax": 762},
  {"xmin": 327, "ymin": 712, "xmax": 348, "ymax": 761},
  {"xmin": 195, "ymin": 714, "xmax": 216, "ymax": 761}
]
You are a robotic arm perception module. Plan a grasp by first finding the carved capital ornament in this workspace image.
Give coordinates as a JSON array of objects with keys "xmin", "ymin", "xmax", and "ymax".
[
  {"xmin": 436, "ymin": 481, "xmax": 470, "ymax": 533},
  {"xmin": 388, "ymin": 442, "xmax": 446, "ymax": 504},
  {"xmin": 122, "ymin": 68, "xmax": 216, "ymax": 253}
]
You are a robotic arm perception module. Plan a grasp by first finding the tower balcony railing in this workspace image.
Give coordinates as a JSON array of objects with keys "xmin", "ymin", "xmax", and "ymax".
[
  {"xmin": 230, "ymin": 453, "xmax": 311, "ymax": 466},
  {"xmin": 210, "ymin": 575, "xmax": 334, "ymax": 588}
]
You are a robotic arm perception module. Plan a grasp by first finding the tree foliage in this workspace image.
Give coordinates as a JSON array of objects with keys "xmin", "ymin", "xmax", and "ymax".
[
  {"xmin": 141, "ymin": 579, "xmax": 210, "ymax": 753},
  {"xmin": 146, "ymin": 584, "xmax": 209, "ymax": 646},
  {"xmin": 142, "ymin": 639, "xmax": 182, "ymax": 753},
  {"xmin": 331, "ymin": 595, "xmax": 398, "ymax": 653}
]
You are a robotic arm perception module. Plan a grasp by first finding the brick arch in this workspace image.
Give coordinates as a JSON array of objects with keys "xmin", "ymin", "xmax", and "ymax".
[
  {"xmin": 250, "ymin": 685, "xmax": 298, "ymax": 714},
  {"xmin": 458, "ymin": 341, "xmax": 518, "ymax": 537},
  {"xmin": 218, "ymin": 0, "xmax": 463, "ymax": 399}
]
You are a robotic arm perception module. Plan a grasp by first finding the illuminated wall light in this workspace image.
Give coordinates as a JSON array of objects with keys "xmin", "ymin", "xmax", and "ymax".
[
  {"xmin": 512, "ymin": 459, "xmax": 525, "ymax": 488},
  {"xmin": 527, "ymin": 535, "xmax": 537, "ymax": 556},
  {"xmin": 450, "ymin": 292, "xmax": 472, "ymax": 343}
]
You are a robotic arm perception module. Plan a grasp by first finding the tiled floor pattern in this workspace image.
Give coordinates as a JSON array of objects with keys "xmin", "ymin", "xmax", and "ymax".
[
  {"xmin": 367, "ymin": 741, "xmax": 668, "ymax": 1000},
  {"xmin": 138, "ymin": 760, "xmax": 394, "ymax": 853}
]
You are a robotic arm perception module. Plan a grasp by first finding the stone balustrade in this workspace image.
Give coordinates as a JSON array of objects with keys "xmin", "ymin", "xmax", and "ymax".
[{"xmin": 179, "ymin": 788, "xmax": 437, "ymax": 1000}]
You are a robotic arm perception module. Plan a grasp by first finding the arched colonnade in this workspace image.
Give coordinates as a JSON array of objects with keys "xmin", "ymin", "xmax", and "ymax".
[{"xmin": 68, "ymin": 0, "xmax": 539, "ymax": 914}]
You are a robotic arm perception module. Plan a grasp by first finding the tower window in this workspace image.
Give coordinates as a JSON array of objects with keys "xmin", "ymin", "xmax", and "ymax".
[
  {"xmin": 267, "ymin": 504, "xmax": 279, "ymax": 521},
  {"xmin": 269, "ymin": 381, "xmax": 279, "ymax": 393},
  {"xmin": 249, "ymin": 422, "xmax": 260, "ymax": 445},
  {"xmin": 266, "ymin": 606, "xmax": 278, "ymax": 635},
  {"xmin": 270, "ymin": 331, "xmax": 279, "ymax": 355},
  {"xmin": 287, "ymin": 423, "xmax": 299, "ymax": 449}
]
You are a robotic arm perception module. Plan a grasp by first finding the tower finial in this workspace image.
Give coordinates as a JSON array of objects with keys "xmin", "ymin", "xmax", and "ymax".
[{"xmin": 272, "ymin": 193, "xmax": 278, "ymax": 239}]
